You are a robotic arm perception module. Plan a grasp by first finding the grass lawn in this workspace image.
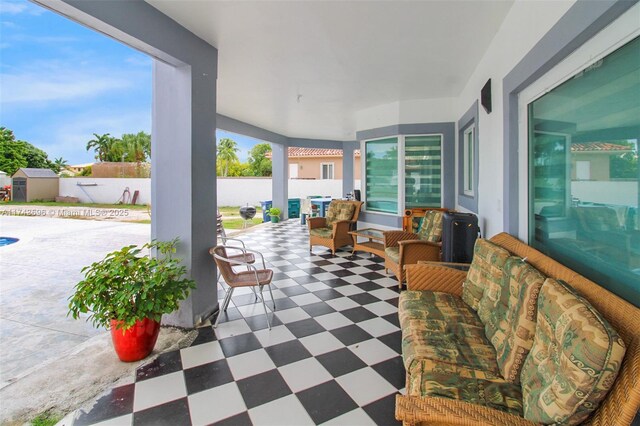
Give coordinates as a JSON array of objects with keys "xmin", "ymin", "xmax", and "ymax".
[
  {"xmin": 222, "ymin": 217, "xmax": 263, "ymax": 229},
  {"xmin": 218, "ymin": 205, "xmax": 262, "ymax": 217},
  {"xmin": 4, "ymin": 201, "xmax": 149, "ymax": 210}
]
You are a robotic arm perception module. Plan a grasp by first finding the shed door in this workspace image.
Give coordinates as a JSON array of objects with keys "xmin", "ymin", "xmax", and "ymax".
[{"xmin": 13, "ymin": 178, "xmax": 26, "ymax": 202}]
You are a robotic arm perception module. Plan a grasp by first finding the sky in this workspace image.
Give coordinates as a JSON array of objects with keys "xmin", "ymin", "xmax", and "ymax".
[{"xmin": 0, "ymin": 0, "xmax": 260, "ymax": 165}]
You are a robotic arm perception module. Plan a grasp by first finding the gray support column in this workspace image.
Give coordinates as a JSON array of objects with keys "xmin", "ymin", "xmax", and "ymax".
[
  {"xmin": 342, "ymin": 144, "xmax": 355, "ymax": 198},
  {"xmin": 152, "ymin": 60, "xmax": 218, "ymax": 327},
  {"xmin": 271, "ymin": 143, "xmax": 289, "ymax": 219}
]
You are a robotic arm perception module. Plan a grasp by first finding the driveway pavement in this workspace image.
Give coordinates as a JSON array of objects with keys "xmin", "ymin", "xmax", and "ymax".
[{"xmin": 0, "ymin": 216, "xmax": 149, "ymax": 384}]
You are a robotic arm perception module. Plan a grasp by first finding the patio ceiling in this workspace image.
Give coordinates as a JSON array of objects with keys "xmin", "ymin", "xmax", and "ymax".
[{"xmin": 146, "ymin": 0, "xmax": 514, "ymax": 141}]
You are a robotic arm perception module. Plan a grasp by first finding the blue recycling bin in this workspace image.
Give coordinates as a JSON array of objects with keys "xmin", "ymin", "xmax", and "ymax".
[{"xmin": 260, "ymin": 200, "xmax": 272, "ymax": 222}]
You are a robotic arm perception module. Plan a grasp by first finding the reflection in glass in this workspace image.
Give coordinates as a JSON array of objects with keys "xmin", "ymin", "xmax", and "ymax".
[
  {"xmin": 366, "ymin": 138, "xmax": 398, "ymax": 214},
  {"xmin": 528, "ymin": 36, "xmax": 640, "ymax": 306}
]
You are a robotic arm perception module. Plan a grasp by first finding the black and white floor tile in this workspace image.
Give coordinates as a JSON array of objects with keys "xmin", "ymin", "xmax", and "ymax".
[{"xmin": 74, "ymin": 220, "xmax": 404, "ymax": 426}]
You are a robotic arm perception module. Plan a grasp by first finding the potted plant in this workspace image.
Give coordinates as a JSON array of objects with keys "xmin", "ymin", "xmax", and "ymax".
[
  {"xmin": 68, "ymin": 239, "xmax": 196, "ymax": 362},
  {"xmin": 267, "ymin": 207, "xmax": 281, "ymax": 223}
]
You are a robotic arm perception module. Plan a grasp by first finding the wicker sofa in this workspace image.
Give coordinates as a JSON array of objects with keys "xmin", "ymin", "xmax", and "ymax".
[{"xmin": 396, "ymin": 232, "xmax": 640, "ymax": 426}]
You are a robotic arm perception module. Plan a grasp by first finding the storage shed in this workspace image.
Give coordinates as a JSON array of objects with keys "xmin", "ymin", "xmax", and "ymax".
[{"xmin": 12, "ymin": 168, "xmax": 59, "ymax": 202}]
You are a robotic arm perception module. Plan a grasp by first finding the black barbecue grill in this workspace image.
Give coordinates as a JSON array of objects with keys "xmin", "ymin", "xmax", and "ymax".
[{"xmin": 239, "ymin": 205, "xmax": 257, "ymax": 229}]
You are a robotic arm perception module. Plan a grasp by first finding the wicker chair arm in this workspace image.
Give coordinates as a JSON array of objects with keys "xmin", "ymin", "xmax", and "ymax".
[
  {"xmin": 395, "ymin": 395, "xmax": 537, "ymax": 426},
  {"xmin": 405, "ymin": 264, "xmax": 466, "ymax": 296},
  {"xmin": 384, "ymin": 231, "xmax": 419, "ymax": 248},
  {"xmin": 399, "ymin": 240, "xmax": 441, "ymax": 264},
  {"xmin": 307, "ymin": 217, "xmax": 327, "ymax": 229}
]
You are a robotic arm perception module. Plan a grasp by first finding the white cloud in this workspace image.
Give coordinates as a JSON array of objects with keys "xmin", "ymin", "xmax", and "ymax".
[
  {"xmin": 0, "ymin": 1, "xmax": 44, "ymax": 16},
  {"xmin": 1, "ymin": 71, "xmax": 131, "ymax": 103},
  {"xmin": 0, "ymin": 2, "xmax": 27, "ymax": 15}
]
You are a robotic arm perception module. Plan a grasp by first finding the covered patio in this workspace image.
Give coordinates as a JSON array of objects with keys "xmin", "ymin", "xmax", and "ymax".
[
  {"xmin": 73, "ymin": 220, "xmax": 403, "ymax": 425},
  {"xmin": 22, "ymin": 0, "xmax": 640, "ymax": 424}
]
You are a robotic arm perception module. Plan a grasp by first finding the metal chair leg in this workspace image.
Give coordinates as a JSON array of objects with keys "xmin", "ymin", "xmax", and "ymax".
[
  {"xmin": 259, "ymin": 286, "xmax": 271, "ymax": 330},
  {"xmin": 267, "ymin": 284, "xmax": 276, "ymax": 310},
  {"xmin": 214, "ymin": 287, "xmax": 234, "ymax": 328}
]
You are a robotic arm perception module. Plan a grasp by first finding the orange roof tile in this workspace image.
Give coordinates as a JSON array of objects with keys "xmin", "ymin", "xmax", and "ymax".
[
  {"xmin": 266, "ymin": 147, "xmax": 361, "ymax": 158},
  {"xmin": 571, "ymin": 142, "xmax": 633, "ymax": 152}
]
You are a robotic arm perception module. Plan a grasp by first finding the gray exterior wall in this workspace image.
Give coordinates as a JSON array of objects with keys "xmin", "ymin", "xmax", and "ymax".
[{"xmin": 457, "ymin": 101, "xmax": 479, "ymax": 213}]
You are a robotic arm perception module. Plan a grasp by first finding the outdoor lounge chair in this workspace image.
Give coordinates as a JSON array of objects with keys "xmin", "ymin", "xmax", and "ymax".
[
  {"xmin": 308, "ymin": 200, "xmax": 363, "ymax": 254},
  {"xmin": 210, "ymin": 245, "xmax": 275, "ymax": 329},
  {"xmin": 383, "ymin": 208, "xmax": 447, "ymax": 288}
]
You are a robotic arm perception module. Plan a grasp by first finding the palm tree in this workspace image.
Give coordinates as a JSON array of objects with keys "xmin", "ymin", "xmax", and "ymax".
[
  {"xmin": 86, "ymin": 133, "xmax": 115, "ymax": 162},
  {"xmin": 121, "ymin": 131, "xmax": 151, "ymax": 162},
  {"xmin": 53, "ymin": 157, "xmax": 68, "ymax": 173},
  {"xmin": 217, "ymin": 138, "xmax": 239, "ymax": 177}
]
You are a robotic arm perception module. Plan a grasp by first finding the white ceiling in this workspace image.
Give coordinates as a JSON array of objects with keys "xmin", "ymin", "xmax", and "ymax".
[{"xmin": 146, "ymin": 0, "xmax": 514, "ymax": 141}]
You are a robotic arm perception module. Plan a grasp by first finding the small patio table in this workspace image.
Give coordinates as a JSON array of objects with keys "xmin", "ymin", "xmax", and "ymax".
[{"xmin": 349, "ymin": 228, "xmax": 386, "ymax": 258}]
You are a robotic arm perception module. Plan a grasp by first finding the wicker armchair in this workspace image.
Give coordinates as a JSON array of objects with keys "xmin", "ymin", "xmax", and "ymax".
[
  {"xmin": 384, "ymin": 208, "xmax": 448, "ymax": 288},
  {"xmin": 395, "ymin": 233, "xmax": 640, "ymax": 426},
  {"xmin": 308, "ymin": 200, "xmax": 363, "ymax": 254}
]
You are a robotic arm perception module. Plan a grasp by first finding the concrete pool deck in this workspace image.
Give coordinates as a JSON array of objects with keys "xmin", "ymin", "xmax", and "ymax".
[{"xmin": 0, "ymin": 216, "xmax": 150, "ymax": 384}]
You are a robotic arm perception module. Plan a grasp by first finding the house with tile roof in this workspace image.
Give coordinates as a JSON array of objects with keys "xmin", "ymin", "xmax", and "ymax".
[
  {"xmin": 267, "ymin": 147, "xmax": 361, "ymax": 179},
  {"xmin": 570, "ymin": 142, "xmax": 635, "ymax": 181}
]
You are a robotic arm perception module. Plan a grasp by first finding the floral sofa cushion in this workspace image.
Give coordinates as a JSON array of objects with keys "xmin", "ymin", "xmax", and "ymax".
[
  {"xmin": 308, "ymin": 227, "xmax": 333, "ymax": 239},
  {"xmin": 399, "ymin": 290, "xmax": 500, "ymax": 375},
  {"xmin": 325, "ymin": 201, "xmax": 355, "ymax": 226},
  {"xmin": 384, "ymin": 246, "xmax": 400, "ymax": 264},
  {"xmin": 492, "ymin": 257, "xmax": 545, "ymax": 384},
  {"xmin": 407, "ymin": 359, "xmax": 524, "ymax": 416},
  {"xmin": 416, "ymin": 210, "xmax": 444, "ymax": 243},
  {"xmin": 462, "ymin": 239, "xmax": 511, "ymax": 311},
  {"xmin": 521, "ymin": 278, "xmax": 626, "ymax": 425}
]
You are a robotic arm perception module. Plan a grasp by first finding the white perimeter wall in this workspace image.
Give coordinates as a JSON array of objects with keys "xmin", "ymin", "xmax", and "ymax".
[
  {"xmin": 572, "ymin": 181, "xmax": 638, "ymax": 208},
  {"xmin": 59, "ymin": 178, "xmax": 152, "ymax": 204},
  {"xmin": 59, "ymin": 177, "xmax": 362, "ymax": 206}
]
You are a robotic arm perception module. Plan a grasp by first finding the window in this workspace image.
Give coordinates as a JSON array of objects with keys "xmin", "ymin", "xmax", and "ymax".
[
  {"xmin": 405, "ymin": 135, "xmax": 442, "ymax": 208},
  {"xmin": 463, "ymin": 126, "xmax": 475, "ymax": 195},
  {"xmin": 365, "ymin": 137, "xmax": 398, "ymax": 214},
  {"xmin": 321, "ymin": 163, "xmax": 334, "ymax": 179},
  {"xmin": 527, "ymin": 36, "xmax": 639, "ymax": 306}
]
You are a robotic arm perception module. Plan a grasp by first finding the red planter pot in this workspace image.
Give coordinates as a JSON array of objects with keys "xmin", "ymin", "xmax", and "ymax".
[{"xmin": 110, "ymin": 318, "xmax": 161, "ymax": 362}]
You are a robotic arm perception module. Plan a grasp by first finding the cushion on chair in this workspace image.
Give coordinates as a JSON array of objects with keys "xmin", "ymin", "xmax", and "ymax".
[
  {"xmin": 407, "ymin": 359, "xmax": 524, "ymax": 416},
  {"xmin": 309, "ymin": 227, "xmax": 333, "ymax": 239},
  {"xmin": 462, "ymin": 239, "xmax": 511, "ymax": 311},
  {"xmin": 520, "ymin": 278, "xmax": 626, "ymax": 426},
  {"xmin": 416, "ymin": 210, "xmax": 444, "ymax": 243},
  {"xmin": 384, "ymin": 246, "xmax": 400, "ymax": 264},
  {"xmin": 399, "ymin": 291, "xmax": 501, "ymax": 375},
  {"xmin": 491, "ymin": 257, "xmax": 545, "ymax": 383},
  {"xmin": 325, "ymin": 201, "xmax": 355, "ymax": 226}
]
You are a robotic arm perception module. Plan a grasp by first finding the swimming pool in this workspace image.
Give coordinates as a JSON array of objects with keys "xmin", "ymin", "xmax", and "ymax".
[{"xmin": 0, "ymin": 237, "xmax": 18, "ymax": 247}]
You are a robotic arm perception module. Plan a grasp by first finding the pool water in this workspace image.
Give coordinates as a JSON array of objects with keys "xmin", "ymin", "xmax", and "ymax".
[{"xmin": 0, "ymin": 237, "xmax": 18, "ymax": 247}]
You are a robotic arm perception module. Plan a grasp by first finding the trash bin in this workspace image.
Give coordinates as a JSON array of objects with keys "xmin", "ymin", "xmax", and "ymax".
[
  {"xmin": 300, "ymin": 213, "xmax": 308, "ymax": 225},
  {"xmin": 288, "ymin": 198, "xmax": 301, "ymax": 218},
  {"xmin": 260, "ymin": 200, "xmax": 272, "ymax": 222}
]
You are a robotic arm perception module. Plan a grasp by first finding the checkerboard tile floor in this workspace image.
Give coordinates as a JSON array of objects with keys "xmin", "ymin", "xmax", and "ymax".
[{"xmin": 74, "ymin": 220, "xmax": 405, "ymax": 425}]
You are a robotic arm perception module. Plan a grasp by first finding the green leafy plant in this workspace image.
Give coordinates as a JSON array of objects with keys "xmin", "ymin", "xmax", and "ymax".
[
  {"xmin": 68, "ymin": 239, "xmax": 196, "ymax": 331},
  {"xmin": 267, "ymin": 207, "xmax": 281, "ymax": 217}
]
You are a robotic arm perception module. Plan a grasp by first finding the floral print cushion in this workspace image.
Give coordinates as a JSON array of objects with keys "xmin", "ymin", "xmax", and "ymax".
[
  {"xmin": 521, "ymin": 278, "xmax": 626, "ymax": 425},
  {"xmin": 416, "ymin": 210, "xmax": 444, "ymax": 243},
  {"xmin": 325, "ymin": 201, "xmax": 355, "ymax": 226},
  {"xmin": 491, "ymin": 257, "xmax": 545, "ymax": 384},
  {"xmin": 399, "ymin": 290, "xmax": 501, "ymax": 375},
  {"xmin": 309, "ymin": 227, "xmax": 333, "ymax": 239},
  {"xmin": 384, "ymin": 246, "xmax": 400, "ymax": 264},
  {"xmin": 407, "ymin": 359, "xmax": 524, "ymax": 416},
  {"xmin": 462, "ymin": 239, "xmax": 511, "ymax": 311}
]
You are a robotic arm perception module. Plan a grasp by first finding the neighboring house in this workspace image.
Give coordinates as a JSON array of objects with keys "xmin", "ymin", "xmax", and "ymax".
[
  {"xmin": 267, "ymin": 147, "xmax": 361, "ymax": 179},
  {"xmin": 66, "ymin": 163, "xmax": 95, "ymax": 175},
  {"xmin": 571, "ymin": 142, "xmax": 634, "ymax": 181}
]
